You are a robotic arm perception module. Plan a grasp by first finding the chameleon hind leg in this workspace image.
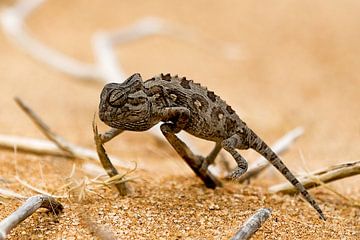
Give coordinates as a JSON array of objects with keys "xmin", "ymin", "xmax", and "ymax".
[
  {"xmin": 161, "ymin": 123, "xmax": 222, "ymax": 188},
  {"xmin": 221, "ymin": 134, "xmax": 248, "ymax": 179},
  {"xmin": 159, "ymin": 107, "xmax": 222, "ymax": 188}
]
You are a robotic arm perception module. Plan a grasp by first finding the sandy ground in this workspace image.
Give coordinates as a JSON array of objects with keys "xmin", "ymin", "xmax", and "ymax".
[{"xmin": 0, "ymin": 0, "xmax": 359, "ymax": 239}]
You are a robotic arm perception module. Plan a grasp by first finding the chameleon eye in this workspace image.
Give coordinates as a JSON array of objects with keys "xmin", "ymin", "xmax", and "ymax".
[{"xmin": 108, "ymin": 90, "xmax": 127, "ymax": 107}]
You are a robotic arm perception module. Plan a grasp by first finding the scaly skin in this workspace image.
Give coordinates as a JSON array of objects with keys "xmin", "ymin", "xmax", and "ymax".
[{"xmin": 98, "ymin": 73, "xmax": 326, "ymax": 220}]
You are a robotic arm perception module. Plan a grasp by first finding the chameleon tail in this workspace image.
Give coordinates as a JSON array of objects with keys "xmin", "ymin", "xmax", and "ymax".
[{"xmin": 248, "ymin": 129, "xmax": 326, "ymax": 220}]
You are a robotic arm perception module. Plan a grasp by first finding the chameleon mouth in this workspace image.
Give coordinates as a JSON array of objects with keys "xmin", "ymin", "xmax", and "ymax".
[
  {"xmin": 98, "ymin": 101, "xmax": 116, "ymax": 124},
  {"xmin": 98, "ymin": 107, "xmax": 108, "ymax": 123}
]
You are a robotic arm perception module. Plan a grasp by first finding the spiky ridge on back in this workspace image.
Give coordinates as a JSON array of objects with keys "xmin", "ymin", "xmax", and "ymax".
[
  {"xmin": 146, "ymin": 73, "xmax": 236, "ymax": 113},
  {"xmin": 144, "ymin": 73, "xmax": 245, "ymax": 140}
]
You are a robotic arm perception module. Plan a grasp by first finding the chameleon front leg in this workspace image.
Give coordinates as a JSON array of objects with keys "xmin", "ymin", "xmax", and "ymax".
[
  {"xmin": 159, "ymin": 107, "xmax": 222, "ymax": 188},
  {"xmin": 221, "ymin": 134, "xmax": 248, "ymax": 178},
  {"xmin": 100, "ymin": 128, "xmax": 124, "ymax": 143}
]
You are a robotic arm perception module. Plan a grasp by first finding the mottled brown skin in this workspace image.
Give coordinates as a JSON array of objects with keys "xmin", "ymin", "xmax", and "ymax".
[{"xmin": 98, "ymin": 73, "xmax": 326, "ymax": 220}]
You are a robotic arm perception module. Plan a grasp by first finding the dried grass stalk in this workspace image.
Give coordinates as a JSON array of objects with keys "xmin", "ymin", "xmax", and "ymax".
[
  {"xmin": 15, "ymin": 176, "xmax": 66, "ymax": 199},
  {"xmin": 92, "ymin": 120, "xmax": 130, "ymax": 196},
  {"xmin": 0, "ymin": 194, "xmax": 63, "ymax": 240},
  {"xmin": 231, "ymin": 208, "xmax": 272, "ymax": 240},
  {"xmin": 269, "ymin": 160, "xmax": 360, "ymax": 194}
]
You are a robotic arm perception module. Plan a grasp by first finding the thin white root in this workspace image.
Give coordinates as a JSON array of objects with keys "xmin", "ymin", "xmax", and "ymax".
[
  {"xmin": 0, "ymin": 194, "xmax": 63, "ymax": 240},
  {"xmin": 236, "ymin": 127, "xmax": 304, "ymax": 183},
  {"xmin": 230, "ymin": 208, "xmax": 272, "ymax": 240},
  {"xmin": 269, "ymin": 160, "xmax": 360, "ymax": 194}
]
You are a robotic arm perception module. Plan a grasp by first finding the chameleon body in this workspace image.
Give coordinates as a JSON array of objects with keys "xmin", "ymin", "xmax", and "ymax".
[{"xmin": 98, "ymin": 73, "xmax": 326, "ymax": 220}]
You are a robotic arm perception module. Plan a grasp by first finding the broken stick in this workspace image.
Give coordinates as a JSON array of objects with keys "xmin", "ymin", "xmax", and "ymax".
[
  {"xmin": 15, "ymin": 97, "xmax": 76, "ymax": 157},
  {"xmin": 230, "ymin": 208, "xmax": 272, "ymax": 240},
  {"xmin": 92, "ymin": 120, "xmax": 130, "ymax": 196},
  {"xmin": 269, "ymin": 160, "xmax": 360, "ymax": 194},
  {"xmin": 0, "ymin": 194, "xmax": 63, "ymax": 240}
]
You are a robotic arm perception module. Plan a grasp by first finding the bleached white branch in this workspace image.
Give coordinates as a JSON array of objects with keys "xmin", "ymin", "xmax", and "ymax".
[
  {"xmin": 0, "ymin": 194, "xmax": 63, "ymax": 240},
  {"xmin": 0, "ymin": 0, "xmax": 100, "ymax": 80},
  {"xmin": 230, "ymin": 208, "xmax": 272, "ymax": 240}
]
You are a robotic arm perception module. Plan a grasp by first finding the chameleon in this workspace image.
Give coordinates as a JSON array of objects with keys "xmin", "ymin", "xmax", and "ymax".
[{"xmin": 98, "ymin": 73, "xmax": 326, "ymax": 220}]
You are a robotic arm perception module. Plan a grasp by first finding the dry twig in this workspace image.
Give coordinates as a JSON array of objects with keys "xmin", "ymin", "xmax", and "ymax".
[
  {"xmin": 15, "ymin": 97, "xmax": 75, "ymax": 157},
  {"xmin": 0, "ymin": 194, "xmax": 63, "ymax": 240},
  {"xmin": 269, "ymin": 160, "xmax": 360, "ymax": 194},
  {"xmin": 0, "ymin": 134, "xmax": 133, "ymax": 169},
  {"xmin": 93, "ymin": 120, "xmax": 131, "ymax": 196},
  {"xmin": 230, "ymin": 208, "xmax": 272, "ymax": 240}
]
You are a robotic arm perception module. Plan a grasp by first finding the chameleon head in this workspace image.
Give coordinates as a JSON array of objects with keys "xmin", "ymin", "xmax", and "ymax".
[{"xmin": 99, "ymin": 73, "xmax": 153, "ymax": 131}]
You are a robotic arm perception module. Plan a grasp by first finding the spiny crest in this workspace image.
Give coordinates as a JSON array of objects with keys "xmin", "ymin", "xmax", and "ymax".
[
  {"xmin": 160, "ymin": 73, "xmax": 172, "ymax": 81},
  {"xmin": 157, "ymin": 73, "xmax": 237, "ymax": 115},
  {"xmin": 159, "ymin": 73, "xmax": 208, "ymax": 92}
]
